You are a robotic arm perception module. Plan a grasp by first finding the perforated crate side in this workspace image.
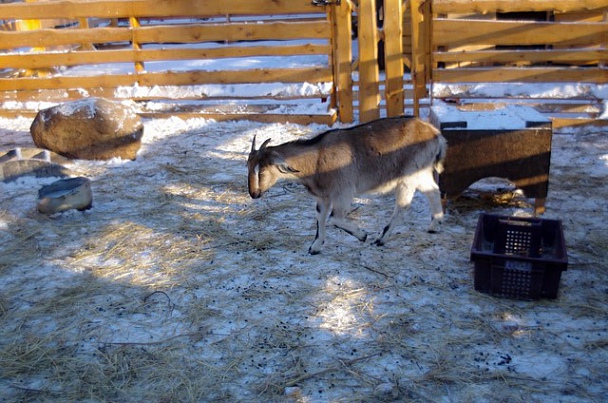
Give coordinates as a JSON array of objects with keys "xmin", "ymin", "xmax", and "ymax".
[{"xmin": 471, "ymin": 213, "xmax": 568, "ymax": 300}]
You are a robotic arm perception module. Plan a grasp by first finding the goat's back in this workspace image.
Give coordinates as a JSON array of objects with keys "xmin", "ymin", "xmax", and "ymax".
[{"xmin": 310, "ymin": 117, "xmax": 444, "ymax": 192}]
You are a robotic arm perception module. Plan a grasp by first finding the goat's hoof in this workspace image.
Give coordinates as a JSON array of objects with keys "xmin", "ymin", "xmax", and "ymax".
[
  {"xmin": 427, "ymin": 221, "xmax": 443, "ymax": 234},
  {"xmin": 373, "ymin": 239, "xmax": 385, "ymax": 247},
  {"xmin": 427, "ymin": 227, "xmax": 441, "ymax": 234},
  {"xmin": 359, "ymin": 233, "xmax": 368, "ymax": 242},
  {"xmin": 308, "ymin": 245, "xmax": 322, "ymax": 255}
]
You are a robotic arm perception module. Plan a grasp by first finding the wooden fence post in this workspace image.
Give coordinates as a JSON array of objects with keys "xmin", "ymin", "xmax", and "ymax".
[
  {"xmin": 358, "ymin": 0, "xmax": 381, "ymax": 122},
  {"xmin": 16, "ymin": 0, "xmax": 46, "ymax": 77},
  {"xmin": 383, "ymin": 0, "xmax": 404, "ymax": 117},
  {"xmin": 78, "ymin": 18, "xmax": 96, "ymax": 51},
  {"xmin": 331, "ymin": 0, "xmax": 354, "ymax": 123},
  {"xmin": 130, "ymin": 17, "xmax": 145, "ymax": 74},
  {"xmin": 409, "ymin": 0, "xmax": 429, "ymax": 117}
]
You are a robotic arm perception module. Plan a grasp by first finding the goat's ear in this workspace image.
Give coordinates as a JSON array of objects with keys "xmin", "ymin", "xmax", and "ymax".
[
  {"xmin": 270, "ymin": 153, "xmax": 299, "ymax": 174},
  {"xmin": 277, "ymin": 163, "xmax": 300, "ymax": 174}
]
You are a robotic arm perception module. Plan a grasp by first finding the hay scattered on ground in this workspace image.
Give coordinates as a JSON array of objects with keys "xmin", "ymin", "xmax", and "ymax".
[{"xmin": 1, "ymin": 119, "xmax": 607, "ymax": 402}]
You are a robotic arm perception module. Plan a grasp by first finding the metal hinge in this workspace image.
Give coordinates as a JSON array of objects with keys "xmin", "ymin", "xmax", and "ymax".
[{"xmin": 312, "ymin": 0, "xmax": 341, "ymax": 6}]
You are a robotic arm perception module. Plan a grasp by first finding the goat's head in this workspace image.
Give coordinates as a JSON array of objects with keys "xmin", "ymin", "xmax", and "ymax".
[{"xmin": 247, "ymin": 136, "xmax": 297, "ymax": 199}]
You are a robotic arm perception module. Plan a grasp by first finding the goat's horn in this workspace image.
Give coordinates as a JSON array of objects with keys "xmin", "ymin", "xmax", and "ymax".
[
  {"xmin": 260, "ymin": 138, "xmax": 271, "ymax": 150},
  {"xmin": 251, "ymin": 135, "xmax": 257, "ymax": 152}
]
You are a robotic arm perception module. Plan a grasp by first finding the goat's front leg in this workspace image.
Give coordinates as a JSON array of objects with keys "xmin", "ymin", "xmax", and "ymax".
[{"xmin": 309, "ymin": 199, "xmax": 331, "ymax": 255}]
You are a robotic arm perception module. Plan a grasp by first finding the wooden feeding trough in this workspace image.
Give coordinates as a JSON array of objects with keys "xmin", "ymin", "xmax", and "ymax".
[{"xmin": 430, "ymin": 102, "xmax": 553, "ymax": 215}]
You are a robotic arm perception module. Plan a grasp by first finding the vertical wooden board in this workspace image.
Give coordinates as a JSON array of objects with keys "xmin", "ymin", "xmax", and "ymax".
[
  {"xmin": 331, "ymin": 0, "xmax": 354, "ymax": 123},
  {"xmin": 410, "ymin": 0, "xmax": 431, "ymax": 116},
  {"xmin": 384, "ymin": 0, "xmax": 404, "ymax": 117},
  {"xmin": 358, "ymin": 0, "xmax": 380, "ymax": 122},
  {"xmin": 130, "ymin": 17, "xmax": 144, "ymax": 73}
]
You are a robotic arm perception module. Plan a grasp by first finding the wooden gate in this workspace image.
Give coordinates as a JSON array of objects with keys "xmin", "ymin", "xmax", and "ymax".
[{"xmin": 409, "ymin": 0, "xmax": 608, "ymax": 127}]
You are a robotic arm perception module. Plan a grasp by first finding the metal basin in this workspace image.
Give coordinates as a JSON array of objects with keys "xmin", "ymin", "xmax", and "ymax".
[{"xmin": 37, "ymin": 177, "xmax": 93, "ymax": 214}]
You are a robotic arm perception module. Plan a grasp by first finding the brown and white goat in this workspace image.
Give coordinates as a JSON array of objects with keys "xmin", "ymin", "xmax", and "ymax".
[{"xmin": 247, "ymin": 116, "xmax": 447, "ymax": 254}]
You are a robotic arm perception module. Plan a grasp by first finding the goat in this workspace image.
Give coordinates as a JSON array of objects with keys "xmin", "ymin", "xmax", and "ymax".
[{"xmin": 247, "ymin": 116, "xmax": 447, "ymax": 254}]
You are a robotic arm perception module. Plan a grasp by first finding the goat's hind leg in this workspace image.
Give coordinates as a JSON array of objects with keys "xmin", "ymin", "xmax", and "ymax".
[
  {"xmin": 330, "ymin": 205, "xmax": 367, "ymax": 242},
  {"xmin": 309, "ymin": 199, "xmax": 331, "ymax": 255},
  {"xmin": 419, "ymin": 171, "xmax": 444, "ymax": 233},
  {"xmin": 375, "ymin": 183, "xmax": 415, "ymax": 246}
]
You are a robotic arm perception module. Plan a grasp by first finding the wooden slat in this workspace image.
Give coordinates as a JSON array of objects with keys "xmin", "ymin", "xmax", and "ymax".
[
  {"xmin": 432, "ymin": 67, "xmax": 608, "ymax": 83},
  {"xmin": 0, "ymin": 20, "xmax": 329, "ymax": 50},
  {"xmin": 0, "ymin": 107, "xmax": 338, "ymax": 126},
  {"xmin": 0, "ymin": 27, "xmax": 131, "ymax": 49},
  {"xmin": 432, "ymin": 0, "xmax": 608, "ymax": 15},
  {"xmin": 331, "ymin": 0, "xmax": 354, "ymax": 122},
  {"xmin": 139, "ymin": 112, "xmax": 338, "ymax": 126},
  {"xmin": 357, "ymin": 0, "xmax": 380, "ymax": 122},
  {"xmin": 136, "ymin": 68, "xmax": 333, "ymax": 86},
  {"xmin": 0, "ymin": 86, "xmax": 330, "ymax": 103},
  {"xmin": 0, "ymin": 68, "xmax": 333, "ymax": 91},
  {"xmin": 551, "ymin": 117, "xmax": 608, "ymax": 129},
  {"xmin": 410, "ymin": 0, "xmax": 430, "ymax": 116},
  {"xmin": 0, "ymin": 0, "xmax": 321, "ymax": 19},
  {"xmin": 434, "ymin": 19, "xmax": 608, "ymax": 48},
  {"xmin": 0, "ymin": 45, "xmax": 330, "ymax": 70},
  {"xmin": 383, "ymin": 0, "xmax": 404, "ymax": 117},
  {"xmin": 133, "ymin": 21, "xmax": 330, "ymax": 44},
  {"xmin": 433, "ymin": 49, "xmax": 608, "ymax": 64}
]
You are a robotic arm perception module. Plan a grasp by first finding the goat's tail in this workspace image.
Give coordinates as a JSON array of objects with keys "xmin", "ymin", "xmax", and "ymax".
[{"xmin": 434, "ymin": 134, "xmax": 448, "ymax": 174}]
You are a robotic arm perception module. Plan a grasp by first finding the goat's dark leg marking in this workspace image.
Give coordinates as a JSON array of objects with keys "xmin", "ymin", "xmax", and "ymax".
[
  {"xmin": 330, "ymin": 204, "xmax": 367, "ymax": 242},
  {"xmin": 309, "ymin": 200, "xmax": 331, "ymax": 254},
  {"xmin": 375, "ymin": 182, "xmax": 415, "ymax": 246}
]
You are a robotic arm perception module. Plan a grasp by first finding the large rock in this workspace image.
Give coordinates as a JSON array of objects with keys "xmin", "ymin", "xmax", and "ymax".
[{"xmin": 30, "ymin": 98, "xmax": 143, "ymax": 161}]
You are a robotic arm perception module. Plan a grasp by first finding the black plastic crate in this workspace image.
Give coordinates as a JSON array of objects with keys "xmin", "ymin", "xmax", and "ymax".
[{"xmin": 471, "ymin": 214, "xmax": 568, "ymax": 300}]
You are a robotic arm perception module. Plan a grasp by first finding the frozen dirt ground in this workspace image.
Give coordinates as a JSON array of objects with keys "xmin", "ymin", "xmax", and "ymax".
[{"xmin": 0, "ymin": 116, "xmax": 607, "ymax": 402}]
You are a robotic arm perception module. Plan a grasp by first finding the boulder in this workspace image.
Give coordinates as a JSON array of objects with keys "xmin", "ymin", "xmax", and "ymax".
[{"xmin": 30, "ymin": 98, "xmax": 143, "ymax": 161}]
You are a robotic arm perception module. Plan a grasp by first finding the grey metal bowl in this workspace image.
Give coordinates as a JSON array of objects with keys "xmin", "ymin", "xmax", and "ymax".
[{"xmin": 37, "ymin": 177, "xmax": 93, "ymax": 214}]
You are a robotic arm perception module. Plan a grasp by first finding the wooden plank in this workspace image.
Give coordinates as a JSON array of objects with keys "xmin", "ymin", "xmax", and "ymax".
[
  {"xmin": 384, "ymin": 0, "xmax": 404, "ymax": 117},
  {"xmin": 0, "ymin": 20, "xmax": 329, "ymax": 50},
  {"xmin": 331, "ymin": 0, "xmax": 354, "ymax": 122},
  {"xmin": 0, "ymin": 86, "xmax": 330, "ymax": 103},
  {"xmin": 551, "ymin": 117, "xmax": 608, "ymax": 129},
  {"xmin": 0, "ymin": 107, "xmax": 338, "ymax": 126},
  {"xmin": 0, "ymin": 68, "xmax": 333, "ymax": 91},
  {"xmin": 133, "ymin": 21, "xmax": 330, "ymax": 44},
  {"xmin": 130, "ymin": 17, "xmax": 144, "ymax": 73},
  {"xmin": 434, "ymin": 19, "xmax": 608, "ymax": 48},
  {"xmin": 357, "ymin": 0, "xmax": 380, "ymax": 122},
  {"xmin": 433, "ymin": 49, "xmax": 608, "ymax": 64},
  {"xmin": 135, "ymin": 68, "xmax": 333, "ymax": 86},
  {"xmin": 555, "ymin": 10, "xmax": 607, "ymax": 22},
  {"xmin": 139, "ymin": 112, "xmax": 338, "ymax": 126},
  {"xmin": 0, "ymin": 27, "xmax": 132, "ymax": 49},
  {"xmin": 0, "ymin": 45, "xmax": 330, "ymax": 70},
  {"xmin": 0, "ymin": 0, "xmax": 321, "ymax": 19},
  {"xmin": 410, "ymin": 0, "xmax": 429, "ymax": 116},
  {"xmin": 432, "ymin": 0, "xmax": 608, "ymax": 15},
  {"xmin": 432, "ymin": 67, "xmax": 608, "ymax": 83}
]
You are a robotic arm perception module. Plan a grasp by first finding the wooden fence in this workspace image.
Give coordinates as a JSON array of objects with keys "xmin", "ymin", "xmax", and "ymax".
[
  {"xmin": 0, "ymin": 0, "xmax": 352, "ymax": 125},
  {"xmin": 0, "ymin": 0, "xmax": 607, "ymax": 125}
]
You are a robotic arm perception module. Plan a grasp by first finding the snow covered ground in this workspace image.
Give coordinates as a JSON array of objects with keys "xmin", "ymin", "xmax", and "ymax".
[{"xmin": 0, "ymin": 45, "xmax": 607, "ymax": 401}]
